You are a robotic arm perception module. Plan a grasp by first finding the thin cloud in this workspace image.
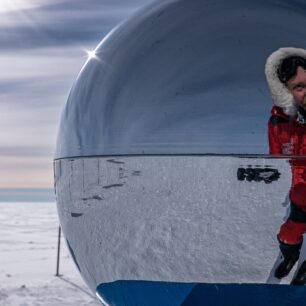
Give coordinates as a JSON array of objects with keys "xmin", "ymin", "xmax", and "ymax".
[
  {"xmin": 0, "ymin": 0, "xmax": 153, "ymax": 50},
  {"xmin": 0, "ymin": 146, "xmax": 54, "ymax": 157}
]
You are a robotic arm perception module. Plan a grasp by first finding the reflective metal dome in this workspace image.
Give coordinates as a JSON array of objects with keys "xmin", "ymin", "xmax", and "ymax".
[{"xmin": 55, "ymin": 0, "xmax": 306, "ymax": 305}]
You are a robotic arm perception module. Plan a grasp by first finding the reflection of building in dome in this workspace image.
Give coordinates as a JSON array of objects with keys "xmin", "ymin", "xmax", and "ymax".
[{"xmin": 55, "ymin": 0, "xmax": 306, "ymax": 305}]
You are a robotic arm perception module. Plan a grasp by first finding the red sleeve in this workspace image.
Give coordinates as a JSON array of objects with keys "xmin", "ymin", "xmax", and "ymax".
[
  {"xmin": 268, "ymin": 106, "xmax": 291, "ymax": 155},
  {"xmin": 268, "ymin": 121, "xmax": 282, "ymax": 154}
]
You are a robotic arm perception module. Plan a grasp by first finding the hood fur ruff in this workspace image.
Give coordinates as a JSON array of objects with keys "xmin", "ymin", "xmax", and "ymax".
[{"xmin": 265, "ymin": 47, "xmax": 306, "ymax": 117}]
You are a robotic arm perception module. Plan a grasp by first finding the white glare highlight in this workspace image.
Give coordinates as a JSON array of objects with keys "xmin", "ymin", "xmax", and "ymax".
[{"xmin": 86, "ymin": 49, "xmax": 99, "ymax": 61}]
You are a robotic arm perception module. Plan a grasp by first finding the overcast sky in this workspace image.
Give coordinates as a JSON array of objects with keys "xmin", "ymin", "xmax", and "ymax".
[{"xmin": 0, "ymin": 0, "xmax": 153, "ymax": 188}]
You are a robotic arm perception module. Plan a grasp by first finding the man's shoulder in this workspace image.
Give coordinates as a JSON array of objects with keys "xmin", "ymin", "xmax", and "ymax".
[
  {"xmin": 269, "ymin": 106, "xmax": 290, "ymax": 126},
  {"xmin": 269, "ymin": 115, "xmax": 290, "ymax": 126}
]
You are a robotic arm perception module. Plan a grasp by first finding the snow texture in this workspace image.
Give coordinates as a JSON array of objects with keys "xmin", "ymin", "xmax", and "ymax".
[
  {"xmin": 0, "ymin": 202, "xmax": 100, "ymax": 306},
  {"xmin": 55, "ymin": 156, "xmax": 304, "ymax": 294}
]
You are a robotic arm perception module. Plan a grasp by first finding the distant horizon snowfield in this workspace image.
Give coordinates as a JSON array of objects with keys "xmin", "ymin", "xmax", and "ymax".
[{"xmin": 0, "ymin": 202, "xmax": 100, "ymax": 306}]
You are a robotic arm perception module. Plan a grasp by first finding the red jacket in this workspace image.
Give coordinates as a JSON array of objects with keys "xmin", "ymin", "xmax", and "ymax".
[{"xmin": 268, "ymin": 106, "xmax": 306, "ymax": 210}]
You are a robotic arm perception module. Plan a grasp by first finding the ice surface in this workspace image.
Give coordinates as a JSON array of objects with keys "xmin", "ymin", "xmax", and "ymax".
[{"xmin": 0, "ymin": 202, "xmax": 99, "ymax": 306}]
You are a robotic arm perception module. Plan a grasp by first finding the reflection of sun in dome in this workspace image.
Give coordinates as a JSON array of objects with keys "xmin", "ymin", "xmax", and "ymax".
[{"xmin": 85, "ymin": 49, "xmax": 99, "ymax": 61}]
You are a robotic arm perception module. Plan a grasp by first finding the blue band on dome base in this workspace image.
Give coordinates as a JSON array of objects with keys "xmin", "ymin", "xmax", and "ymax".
[{"xmin": 96, "ymin": 281, "xmax": 306, "ymax": 306}]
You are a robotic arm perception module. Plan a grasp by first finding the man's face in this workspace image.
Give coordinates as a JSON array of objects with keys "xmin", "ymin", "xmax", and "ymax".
[{"xmin": 286, "ymin": 66, "xmax": 306, "ymax": 110}]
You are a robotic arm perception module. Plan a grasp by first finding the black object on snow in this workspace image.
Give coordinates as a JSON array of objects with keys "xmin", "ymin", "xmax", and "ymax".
[{"xmin": 237, "ymin": 166, "xmax": 281, "ymax": 183}]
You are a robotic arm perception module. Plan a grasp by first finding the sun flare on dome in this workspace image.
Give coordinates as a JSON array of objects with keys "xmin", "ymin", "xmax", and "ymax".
[{"xmin": 85, "ymin": 49, "xmax": 99, "ymax": 61}]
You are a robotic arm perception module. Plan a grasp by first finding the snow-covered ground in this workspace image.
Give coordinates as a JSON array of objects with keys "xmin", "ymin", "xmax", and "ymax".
[{"xmin": 0, "ymin": 202, "xmax": 100, "ymax": 306}]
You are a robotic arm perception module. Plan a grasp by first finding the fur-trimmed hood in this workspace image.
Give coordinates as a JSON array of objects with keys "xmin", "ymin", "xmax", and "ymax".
[{"xmin": 265, "ymin": 47, "xmax": 306, "ymax": 117}]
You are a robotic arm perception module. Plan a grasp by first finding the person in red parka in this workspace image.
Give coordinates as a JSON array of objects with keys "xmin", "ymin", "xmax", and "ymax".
[{"xmin": 265, "ymin": 48, "xmax": 306, "ymax": 284}]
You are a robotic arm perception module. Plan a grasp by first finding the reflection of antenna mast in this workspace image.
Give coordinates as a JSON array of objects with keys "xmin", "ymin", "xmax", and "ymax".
[{"xmin": 55, "ymin": 226, "xmax": 61, "ymax": 277}]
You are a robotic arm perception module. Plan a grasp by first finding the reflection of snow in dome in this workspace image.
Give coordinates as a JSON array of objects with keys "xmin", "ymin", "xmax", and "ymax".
[{"xmin": 56, "ymin": 0, "xmax": 306, "ymax": 159}]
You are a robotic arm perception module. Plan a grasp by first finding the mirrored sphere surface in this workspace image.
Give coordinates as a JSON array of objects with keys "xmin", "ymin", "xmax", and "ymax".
[
  {"xmin": 56, "ymin": 0, "xmax": 306, "ymax": 158},
  {"xmin": 54, "ymin": 0, "xmax": 306, "ymax": 305}
]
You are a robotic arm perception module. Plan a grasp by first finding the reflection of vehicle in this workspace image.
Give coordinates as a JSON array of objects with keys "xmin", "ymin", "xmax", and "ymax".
[{"xmin": 237, "ymin": 166, "xmax": 281, "ymax": 183}]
